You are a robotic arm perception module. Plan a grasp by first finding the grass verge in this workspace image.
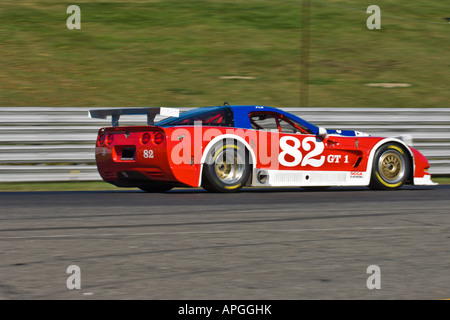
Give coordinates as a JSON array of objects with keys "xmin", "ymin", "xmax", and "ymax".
[{"xmin": 0, "ymin": 0, "xmax": 448, "ymax": 108}]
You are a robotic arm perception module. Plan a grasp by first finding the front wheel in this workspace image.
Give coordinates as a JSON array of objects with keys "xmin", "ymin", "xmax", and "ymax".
[
  {"xmin": 202, "ymin": 140, "xmax": 251, "ymax": 193},
  {"xmin": 369, "ymin": 143, "xmax": 411, "ymax": 190}
]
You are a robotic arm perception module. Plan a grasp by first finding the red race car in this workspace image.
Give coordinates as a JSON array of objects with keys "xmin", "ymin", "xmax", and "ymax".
[{"xmin": 89, "ymin": 105, "xmax": 435, "ymax": 192}]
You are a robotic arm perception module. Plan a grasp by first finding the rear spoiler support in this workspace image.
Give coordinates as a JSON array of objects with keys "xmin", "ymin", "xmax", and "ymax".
[{"xmin": 88, "ymin": 107, "xmax": 179, "ymax": 127}]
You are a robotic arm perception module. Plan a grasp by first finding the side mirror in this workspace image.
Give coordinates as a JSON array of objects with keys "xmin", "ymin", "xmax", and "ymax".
[{"xmin": 317, "ymin": 127, "xmax": 328, "ymax": 139}]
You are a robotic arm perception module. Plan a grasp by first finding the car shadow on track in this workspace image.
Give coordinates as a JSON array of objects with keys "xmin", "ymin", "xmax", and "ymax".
[{"xmin": 0, "ymin": 185, "xmax": 441, "ymax": 196}]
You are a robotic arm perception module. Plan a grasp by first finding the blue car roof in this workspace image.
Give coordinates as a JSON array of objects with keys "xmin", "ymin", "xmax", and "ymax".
[{"xmin": 157, "ymin": 105, "xmax": 320, "ymax": 134}]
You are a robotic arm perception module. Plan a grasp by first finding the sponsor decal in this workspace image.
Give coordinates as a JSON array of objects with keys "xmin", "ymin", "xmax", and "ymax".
[{"xmin": 350, "ymin": 171, "xmax": 364, "ymax": 178}]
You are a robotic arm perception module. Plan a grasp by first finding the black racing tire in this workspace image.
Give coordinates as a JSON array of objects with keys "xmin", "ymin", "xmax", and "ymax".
[
  {"xmin": 139, "ymin": 184, "xmax": 173, "ymax": 193},
  {"xmin": 369, "ymin": 143, "xmax": 411, "ymax": 190},
  {"xmin": 201, "ymin": 140, "xmax": 251, "ymax": 193}
]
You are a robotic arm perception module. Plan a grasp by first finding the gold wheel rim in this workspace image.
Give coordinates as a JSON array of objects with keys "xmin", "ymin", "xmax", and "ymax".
[
  {"xmin": 378, "ymin": 151, "xmax": 405, "ymax": 183},
  {"xmin": 214, "ymin": 150, "xmax": 245, "ymax": 184}
]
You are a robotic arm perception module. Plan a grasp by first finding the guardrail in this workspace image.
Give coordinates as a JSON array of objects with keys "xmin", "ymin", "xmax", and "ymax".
[{"xmin": 1, "ymin": 107, "xmax": 449, "ymax": 182}]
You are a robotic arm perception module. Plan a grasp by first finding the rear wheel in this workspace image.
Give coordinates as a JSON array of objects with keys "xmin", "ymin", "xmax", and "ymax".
[
  {"xmin": 202, "ymin": 140, "xmax": 251, "ymax": 193},
  {"xmin": 369, "ymin": 143, "xmax": 411, "ymax": 190}
]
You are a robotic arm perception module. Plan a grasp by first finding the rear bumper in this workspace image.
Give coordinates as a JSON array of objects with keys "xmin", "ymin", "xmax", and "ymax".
[
  {"xmin": 96, "ymin": 147, "xmax": 182, "ymax": 187},
  {"xmin": 95, "ymin": 126, "xmax": 180, "ymax": 187},
  {"xmin": 98, "ymin": 165, "xmax": 178, "ymax": 185},
  {"xmin": 106, "ymin": 171, "xmax": 188, "ymax": 188}
]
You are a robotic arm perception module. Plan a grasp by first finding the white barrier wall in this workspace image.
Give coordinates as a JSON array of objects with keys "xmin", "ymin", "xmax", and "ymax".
[{"xmin": 0, "ymin": 107, "xmax": 449, "ymax": 182}]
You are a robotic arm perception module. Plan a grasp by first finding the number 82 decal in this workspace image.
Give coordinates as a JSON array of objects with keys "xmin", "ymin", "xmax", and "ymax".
[
  {"xmin": 143, "ymin": 149, "xmax": 154, "ymax": 159},
  {"xmin": 278, "ymin": 136, "xmax": 325, "ymax": 167}
]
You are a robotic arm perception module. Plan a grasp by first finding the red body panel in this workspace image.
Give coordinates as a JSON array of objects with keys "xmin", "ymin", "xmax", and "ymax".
[
  {"xmin": 96, "ymin": 125, "xmax": 432, "ymax": 188},
  {"xmin": 410, "ymin": 147, "xmax": 431, "ymax": 179},
  {"xmin": 92, "ymin": 104, "xmax": 434, "ymax": 190},
  {"xmin": 95, "ymin": 126, "xmax": 179, "ymax": 186}
]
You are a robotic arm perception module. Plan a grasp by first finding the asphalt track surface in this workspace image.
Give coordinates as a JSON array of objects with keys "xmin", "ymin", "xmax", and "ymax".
[{"xmin": 0, "ymin": 185, "xmax": 449, "ymax": 300}]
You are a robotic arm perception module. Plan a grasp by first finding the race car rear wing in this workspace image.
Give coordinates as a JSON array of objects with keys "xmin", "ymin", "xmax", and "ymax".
[{"xmin": 89, "ymin": 107, "xmax": 180, "ymax": 127}]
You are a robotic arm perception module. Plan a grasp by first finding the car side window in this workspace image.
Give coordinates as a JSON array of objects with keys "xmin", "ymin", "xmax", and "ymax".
[
  {"xmin": 249, "ymin": 113, "xmax": 278, "ymax": 131},
  {"xmin": 278, "ymin": 115, "xmax": 312, "ymax": 134},
  {"xmin": 277, "ymin": 117, "xmax": 298, "ymax": 134},
  {"xmin": 249, "ymin": 112, "xmax": 312, "ymax": 134}
]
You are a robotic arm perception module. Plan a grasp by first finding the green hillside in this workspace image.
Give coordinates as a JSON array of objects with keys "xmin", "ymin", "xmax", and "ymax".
[{"xmin": 0, "ymin": 0, "xmax": 448, "ymax": 108}]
